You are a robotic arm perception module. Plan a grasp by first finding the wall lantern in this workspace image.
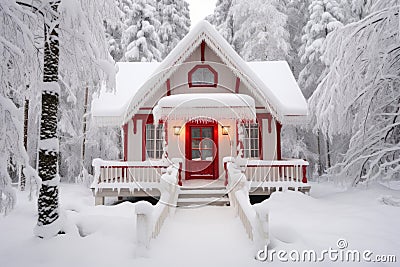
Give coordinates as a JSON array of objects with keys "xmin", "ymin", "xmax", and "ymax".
[
  {"xmin": 221, "ymin": 126, "xmax": 230, "ymax": 135},
  {"xmin": 173, "ymin": 126, "xmax": 182, "ymax": 135}
]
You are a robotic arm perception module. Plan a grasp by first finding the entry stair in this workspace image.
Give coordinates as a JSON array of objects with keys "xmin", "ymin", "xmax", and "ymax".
[{"xmin": 177, "ymin": 186, "xmax": 230, "ymax": 207}]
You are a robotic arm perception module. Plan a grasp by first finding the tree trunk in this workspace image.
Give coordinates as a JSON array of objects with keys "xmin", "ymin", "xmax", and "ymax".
[
  {"xmin": 326, "ymin": 132, "xmax": 331, "ymax": 169},
  {"xmin": 81, "ymin": 86, "xmax": 89, "ymax": 168},
  {"xmin": 35, "ymin": 0, "xmax": 62, "ymax": 238},
  {"xmin": 317, "ymin": 130, "xmax": 323, "ymax": 176},
  {"xmin": 19, "ymin": 99, "xmax": 29, "ymax": 191}
]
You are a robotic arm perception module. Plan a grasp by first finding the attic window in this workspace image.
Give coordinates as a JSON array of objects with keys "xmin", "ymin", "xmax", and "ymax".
[{"xmin": 188, "ymin": 65, "xmax": 218, "ymax": 87}]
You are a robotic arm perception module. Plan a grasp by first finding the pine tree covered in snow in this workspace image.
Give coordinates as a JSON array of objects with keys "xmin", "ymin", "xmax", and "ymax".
[
  {"xmin": 105, "ymin": 3, "xmax": 125, "ymax": 62},
  {"xmin": 284, "ymin": 0, "xmax": 309, "ymax": 78},
  {"xmin": 209, "ymin": 0, "xmax": 289, "ymax": 61},
  {"xmin": 157, "ymin": 0, "xmax": 190, "ymax": 58},
  {"xmin": 340, "ymin": 0, "xmax": 372, "ymax": 21},
  {"xmin": 121, "ymin": 0, "xmax": 163, "ymax": 62},
  {"xmin": 298, "ymin": 0, "xmax": 344, "ymax": 99},
  {"xmin": 232, "ymin": 0, "xmax": 289, "ymax": 61},
  {"xmin": 207, "ymin": 0, "xmax": 235, "ymax": 45},
  {"xmin": 309, "ymin": 4, "xmax": 400, "ymax": 185}
]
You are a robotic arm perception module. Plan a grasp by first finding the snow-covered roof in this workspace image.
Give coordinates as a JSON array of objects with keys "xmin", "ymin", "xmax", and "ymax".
[
  {"xmin": 91, "ymin": 62, "xmax": 160, "ymax": 125},
  {"xmin": 247, "ymin": 61, "xmax": 308, "ymax": 117},
  {"xmin": 153, "ymin": 93, "xmax": 256, "ymax": 123},
  {"xmin": 92, "ymin": 20, "xmax": 308, "ymax": 126}
]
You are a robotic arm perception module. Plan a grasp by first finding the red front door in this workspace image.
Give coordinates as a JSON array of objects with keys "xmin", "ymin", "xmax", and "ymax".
[{"xmin": 185, "ymin": 121, "xmax": 219, "ymax": 180}]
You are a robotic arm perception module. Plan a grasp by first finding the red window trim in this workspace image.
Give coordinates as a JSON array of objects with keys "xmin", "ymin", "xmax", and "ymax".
[
  {"xmin": 188, "ymin": 64, "xmax": 218, "ymax": 88},
  {"xmin": 235, "ymin": 114, "xmax": 273, "ymax": 160}
]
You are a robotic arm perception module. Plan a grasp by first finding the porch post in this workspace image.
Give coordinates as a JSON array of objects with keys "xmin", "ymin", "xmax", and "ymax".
[
  {"xmin": 276, "ymin": 121, "xmax": 282, "ymax": 160},
  {"xmin": 122, "ymin": 123, "xmax": 128, "ymax": 161},
  {"xmin": 302, "ymin": 165, "xmax": 308, "ymax": 183},
  {"xmin": 224, "ymin": 161, "xmax": 228, "ymax": 186},
  {"xmin": 162, "ymin": 120, "xmax": 168, "ymax": 159},
  {"xmin": 236, "ymin": 120, "xmax": 244, "ymax": 158},
  {"xmin": 178, "ymin": 162, "xmax": 183, "ymax": 186}
]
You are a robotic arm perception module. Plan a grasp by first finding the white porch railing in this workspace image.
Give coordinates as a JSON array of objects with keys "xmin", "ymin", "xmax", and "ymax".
[
  {"xmin": 91, "ymin": 158, "xmax": 183, "ymax": 188},
  {"xmin": 224, "ymin": 158, "xmax": 309, "ymax": 186}
]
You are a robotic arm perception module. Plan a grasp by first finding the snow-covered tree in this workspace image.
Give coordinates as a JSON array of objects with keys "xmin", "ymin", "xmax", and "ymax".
[
  {"xmin": 34, "ymin": 0, "xmax": 63, "ymax": 238},
  {"xmin": 233, "ymin": 0, "xmax": 289, "ymax": 61},
  {"xmin": 207, "ymin": 0, "xmax": 235, "ymax": 45},
  {"xmin": 157, "ymin": 0, "xmax": 190, "ymax": 58},
  {"xmin": 209, "ymin": 0, "xmax": 290, "ymax": 60},
  {"xmin": 284, "ymin": 0, "xmax": 309, "ymax": 78},
  {"xmin": 0, "ymin": 1, "xmax": 40, "ymax": 215},
  {"xmin": 105, "ymin": 8, "xmax": 125, "ymax": 61},
  {"xmin": 56, "ymin": 0, "xmax": 118, "ymax": 184},
  {"xmin": 298, "ymin": 0, "xmax": 344, "ymax": 99},
  {"xmin": 309, "ymin": 5, "xmax": 400, "ymax": 186},
  {"xmin": 0, "ymin": 0, "xmax": 118, "ymax": 237},
  {"xmin": 121, "ymin": 0, "xmax": 163, "ymax": 62}
]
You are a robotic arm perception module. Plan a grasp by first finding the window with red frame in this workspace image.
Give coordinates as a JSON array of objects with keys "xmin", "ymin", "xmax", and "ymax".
[{"xmin": 188, "ymin": 65, "xmax": 217, "ymax": 87}]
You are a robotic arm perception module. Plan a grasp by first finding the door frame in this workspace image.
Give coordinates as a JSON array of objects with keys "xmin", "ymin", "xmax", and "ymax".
[{"xmin": 185, "ymin": 120, "xmax": 219, "ymax": 180}]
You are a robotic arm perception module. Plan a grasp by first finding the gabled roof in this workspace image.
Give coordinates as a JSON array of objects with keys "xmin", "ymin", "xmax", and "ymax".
[{"xmin": 92, "ymin": 21, "xmax": 308, "ymax": 126}]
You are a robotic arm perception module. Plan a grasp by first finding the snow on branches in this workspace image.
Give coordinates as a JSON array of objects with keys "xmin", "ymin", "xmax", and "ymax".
[
  {"xmin": 121, "ymin": 0, "xmax": 163, "ymax": 62},
  {"xmin": 0, "ymin": 1, "xmax": 39, "ymax": 215},
  {"xmin": 209, "ymin": 0, "xmax": 289, "ymax": 61},
  {"xmin": 157, "ymin": 0, "xmax": 190, "ymax": 58},
  {"xmin": 309, "ymin": 6, "xmax": 400, "ymax": 185},
  {"xmin": 299, "ymin": 0, "xmax": 344, "ymax": 98}
]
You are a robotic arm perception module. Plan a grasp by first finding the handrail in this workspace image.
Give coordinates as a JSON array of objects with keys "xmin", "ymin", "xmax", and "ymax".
[
  {"xmin": 237, "ymin": 158, "xmax": 309, "ymax": 167},
  {"xmin": 224, "ymin": 158, "xmax": 309, "ymax": 185},
  {"xmin": 225, "ymin": 161, "xmax": 269, "ymax": 254},
  {"xmin": 135, "ymin": 164, "xmax": 180, "ymax": 256},
  {"xmin": 91, "ymin": 158, "xmax": 182, "ymax": 187},
  {"xmin": 93, "ymin": 158, "xmax": 170, "ymax": 167}
]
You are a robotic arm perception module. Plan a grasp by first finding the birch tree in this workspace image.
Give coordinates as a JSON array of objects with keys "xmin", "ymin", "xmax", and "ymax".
[{"xmin": 34, "ymin": 0, "xmax": 62, "ymax": 238}]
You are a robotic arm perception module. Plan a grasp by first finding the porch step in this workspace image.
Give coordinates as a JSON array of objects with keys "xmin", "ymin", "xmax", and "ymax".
[
  {"xmin": 177, "ymin": 187, "xmax": 230, "ymax": 207},
  {"xmin": 177, "ymin": 197, "xmax": 230, "ymax": 207},
  {"xmin": 180, "ymin": 186, "xmax": 226, "ymax": 191},
  {"xmin": 178, "ymin": 189, "xmax": 227, "ymax": 198}
]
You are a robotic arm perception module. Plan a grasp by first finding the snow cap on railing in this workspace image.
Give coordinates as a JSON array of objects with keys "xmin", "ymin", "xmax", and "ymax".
[{"xmin": 135, "ymin": 201, "xmax": 154, "ymax": 215}]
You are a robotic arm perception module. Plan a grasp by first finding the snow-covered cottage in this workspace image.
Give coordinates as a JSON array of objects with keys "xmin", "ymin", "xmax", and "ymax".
[{"xmin": 91, "ymin": 21, "xmax": 310, "ymax": 206}]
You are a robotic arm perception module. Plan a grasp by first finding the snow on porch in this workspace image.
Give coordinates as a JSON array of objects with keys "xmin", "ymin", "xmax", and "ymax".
[{"xmin": 153, "ymin": 93, "xmax": 256, "ymax": 122}]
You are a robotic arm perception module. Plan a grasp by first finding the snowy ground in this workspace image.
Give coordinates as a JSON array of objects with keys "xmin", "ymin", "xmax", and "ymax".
[{"xmin": 0, "ymin": 182, "xmax": 399, "ymax": 266}]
